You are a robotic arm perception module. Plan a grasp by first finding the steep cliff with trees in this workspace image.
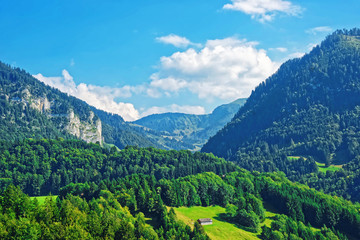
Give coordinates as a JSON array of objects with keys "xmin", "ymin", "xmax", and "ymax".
[{"xmin": 0, "ymin": 61, "xmax": 164, "ymax": 148}]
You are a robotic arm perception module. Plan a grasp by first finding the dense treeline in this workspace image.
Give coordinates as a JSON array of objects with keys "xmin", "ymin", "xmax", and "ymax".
[
  {"xmin": 261, "ymin": 214, "xmax": 348, "ymax": 240},
  {"xmin": 230, "ymin": 106, "xmax": 360, "ymax": 202},
  {"xmin": 0, "ymin": 138, "xmax": 236, "ymax": 196},
  {"xmin": 0, "ymin": 137, "xmax": 357, "ymax": 237},
  {"xmin": 0, "ymin": 137, "xmax": 358, "ymax": 238},
  {"xmin": 256, "ymin": 172, "xmax": 360, "ymax": 237},
  {"xmin": 1, "ymin": 170, "xmax": 354, "ymax": 239},
  {"xmin": 0, "ymin": 185, "xmax": 210, "ymax": 240},
  {"xmin": 298, "ymin": 157, "xmax": 360, "ymax": 201},
  {"xmin": 61, "ymin": 171, "xmax": 360, "ymax": 239}
]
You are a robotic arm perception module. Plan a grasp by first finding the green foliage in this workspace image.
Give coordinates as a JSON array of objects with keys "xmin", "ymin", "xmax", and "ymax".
[
  {"xmin": 1, "ymin": 162, "xmax": 359, "ymax": 239},
  {"xmin": 0, "ymin": 185, "xmax": 210, "ymax": 239},
  {"xmin": 0, "ymin": 138, "xmax": 237, "ymax": 196},
  {"xmin": 60, "ymin": 170, "xmax": 360, "ymax": 239},
  {"xmin": 299, "ymin": 156, "xmax": 360, "ymax": 201},
  {"xmin": 261, "ymin": 214, "xmax": 348, "ymax": 240}
]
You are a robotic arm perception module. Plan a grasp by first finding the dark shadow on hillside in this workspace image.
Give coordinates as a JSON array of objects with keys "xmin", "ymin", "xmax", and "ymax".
[
  {"xmin": 144, "ymin": 214, "xmax": 161, "ymax": 229},
  {"xmin": 213, "ymin": 213, "xmax": 258, "ymax": 234}
]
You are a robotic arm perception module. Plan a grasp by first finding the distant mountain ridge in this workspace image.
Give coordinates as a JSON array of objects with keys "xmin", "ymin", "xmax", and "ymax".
[
  {"xmin": 133, "ymin": 98, "xmax": 246, "ymax": 150},
  {"xmin": 0, "ymin": 61, "xmax": 244, "ymax": 151},
  {"xmin": 0, "ymin": 62, "xmax": 160, "ymax": 148},
  {"xmin": 202, "ymin": 29, "xmax": 360, "ymax": 170}
]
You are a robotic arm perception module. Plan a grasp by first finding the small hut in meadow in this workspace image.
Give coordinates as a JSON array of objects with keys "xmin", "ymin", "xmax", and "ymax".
[{"xmin": 197, "ymin": 218, "xmax": 213, "ymax": 225}]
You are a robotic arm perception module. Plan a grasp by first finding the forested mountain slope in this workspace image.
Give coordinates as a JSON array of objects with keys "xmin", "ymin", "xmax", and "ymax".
[
  {"xmin": 0, "ymin": 138, "xmax": 358, "ymax": 239},
  {"xmin": 0, "ymin": 61, "xmax": 163, "ymax": 148},
  {"xmin": 133, "ymin": 98, "xmax": 246, "ymax": 151},
  {"xmin": 0, "ymin": 62, "xmax": 96, "ymax": 142},
  {"xmin": 61, "ymin": 171, "xmax": 356, "ymax": 239},
  {"xmin": 0, "ymin": 61, "xmax": 245, "ymax": 151},
  {"xmin": 2, "ymin": 170, "xmax": 355, "ymax": 239},
  {"xmin": 203, "ymin": 29, "xmax": 360, "ymax": 170}
]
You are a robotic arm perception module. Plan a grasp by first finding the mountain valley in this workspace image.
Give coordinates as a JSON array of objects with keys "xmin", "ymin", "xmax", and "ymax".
[{"xmin": 1, "ymin": 29, "xmax": 360, "ymax": 240}]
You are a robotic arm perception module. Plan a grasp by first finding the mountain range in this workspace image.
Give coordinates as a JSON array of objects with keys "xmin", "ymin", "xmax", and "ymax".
[
  {"xmin": 0, "ymin": 61, "xmax": 242, "ymax": 151},
  {"xmin": 132, "ymin": 98, "xmax": 246, "ymax": 151}
]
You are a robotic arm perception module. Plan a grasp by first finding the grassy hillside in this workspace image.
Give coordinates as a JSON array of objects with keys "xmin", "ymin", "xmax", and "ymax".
[
  {"xmin": 172, "ymin": 204, "xmax": 324, "ymax": 240},
  {"xmin": 172, "ymin": 206, "xmax": 259, "ymax": 240}
]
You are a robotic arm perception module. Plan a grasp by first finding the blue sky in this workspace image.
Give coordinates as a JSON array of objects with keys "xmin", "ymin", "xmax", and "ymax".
[{"xmin": 1, "ymin": 0, "xmax": 359, "ymax": 120}]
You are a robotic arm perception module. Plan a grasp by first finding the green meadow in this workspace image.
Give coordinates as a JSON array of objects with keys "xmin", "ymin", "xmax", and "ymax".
[
  {"xmin": 315, "ymin": 162, "xmax": 342, "ymax": 173},
  {"xmin": 30, "ymin": 195, "xmax": 58, "ymax": 204},
  {"xmin": 172, "ymin": 205, "xmax": 280, "ymax": 240},
  {"xmin": 287, "ymin": 156, "xmax": 342, "ymax": 173}
]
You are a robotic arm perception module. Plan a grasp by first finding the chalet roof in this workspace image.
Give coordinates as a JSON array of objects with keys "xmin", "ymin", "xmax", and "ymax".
[{"xmin": 197, "ymin": 218, "xmax": 212, "ymax": 222}]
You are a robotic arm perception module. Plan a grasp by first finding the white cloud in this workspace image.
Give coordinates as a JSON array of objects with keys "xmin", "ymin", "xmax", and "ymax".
[
  {"xmin": 269, "ymin": 47, "xmax": 288, "ymax": 52},
  {"xmin": 33, "ymin": 70, "xmax": 140, "ymax": 121},
  {"xmin": 287, "ymin": 51, "xmax": 305, "ymax": 59},
  {"xmin": 156, "ymin": 34, "xmax": 201, "ymax": 48},
  {"xmin": 150, "ymin": 76, "xmax": 187, "ymax": 92},
  {"xmin": 146, "ymin": 88, "xmax": 162, "ymax": 98},
  {"xmin": 306, "ymin": 26, "xmax": 332, "ymax": 35},
  {"xmin": 223, "ymin": 0, "xmax": 303, "ymax": 22},
  {"xmin": 140, "ymin": 104, "xmax": 205, "ymax": 118},
  {"xmin": 70, "ymin": 58, "xmax": 75, "ymax": 67},
  {"xmin": 149, "ymin": 37, "xmax": 279, "ymax": 100}
]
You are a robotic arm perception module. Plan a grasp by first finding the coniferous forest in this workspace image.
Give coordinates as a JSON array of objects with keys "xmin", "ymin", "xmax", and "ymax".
[{"xmin": 203, "ymin": 29, "xmax": 360, "ymax": 202}]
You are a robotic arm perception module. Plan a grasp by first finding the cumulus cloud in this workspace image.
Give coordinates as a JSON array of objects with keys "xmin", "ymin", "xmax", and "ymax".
[
  {"xmin": 140, "ymin": 104, "xmax": 205, "ymax": 118},
  {"xmin": 223, "ymin": 0, "xmax": 303, "ymax": 22},
  {"xmin": 33, "ymin": 70, "xmax": 141, "ymax": 121},
  {"xmin": 150, "ymin": 76, "xmax": 187, "ymax": 92},
  {"xmin": 306, "ymin": 26, "xmax": 332, "ymax": 35},
  {"xmin": 269, "ymin": 47, "xmax": 288, "ymax": 52},
  {"xmin": 149, "ymin": 37, "xmax": 279, "ymax": 100},
  {"xmin": 156, "ymin": 34, "xmax": 201, "ymax": 48}
]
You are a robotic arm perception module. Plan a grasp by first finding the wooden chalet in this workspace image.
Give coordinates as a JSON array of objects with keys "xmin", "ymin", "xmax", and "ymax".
[{"xmin": 197, "ymin": 218, "xmax": 213, "ymax": 225}]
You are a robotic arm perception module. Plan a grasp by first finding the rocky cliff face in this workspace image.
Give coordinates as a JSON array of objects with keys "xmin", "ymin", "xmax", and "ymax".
[
  {"xmin": 18, "ymin": 88, "xmax": 103, "ymax": 144},
  {"xmin": 66, "ymin": 110, "xmax": 102, "ymax": 143}
]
